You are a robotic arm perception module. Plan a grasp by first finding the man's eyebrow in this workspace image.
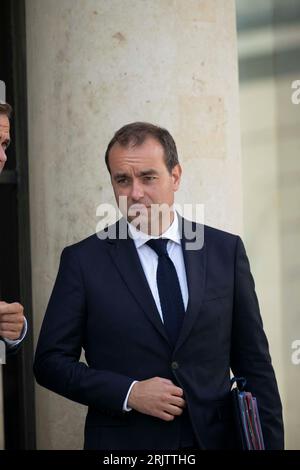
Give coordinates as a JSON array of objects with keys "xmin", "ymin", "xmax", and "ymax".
[
  {"xmin": 138, "ymin": 169, "xmax": 159, "ymax": 176},
  {"xmin": 113, "ymin": 169, "xmax": 159, "ymax": 180},
  {"xmin": 113, "ymin": 172, "xmax": 130, "ymax": 180}
]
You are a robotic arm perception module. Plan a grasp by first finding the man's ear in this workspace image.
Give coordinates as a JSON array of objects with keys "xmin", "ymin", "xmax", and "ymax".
[{"xmin": 172, "ymin": 164, "xmax": 182, "ymax": 191}]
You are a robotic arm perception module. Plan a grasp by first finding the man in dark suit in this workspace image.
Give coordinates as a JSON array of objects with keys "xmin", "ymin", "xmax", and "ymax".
[
  {"xmin": 34, "ymin": 122, "xmax": 284, "ymax": 450},
  {"xmin": 0, "ymin": 102, "xmax": 26, "ymax": 356}
]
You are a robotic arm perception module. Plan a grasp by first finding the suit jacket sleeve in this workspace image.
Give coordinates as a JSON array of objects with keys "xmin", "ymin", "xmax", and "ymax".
[
  {"xmin": 230, "ymin": 236, "xmax": 284, "ymax": 449},
  {"xmin": 34, "ymin": 246, "xmax": 135, "ymax": 413}
]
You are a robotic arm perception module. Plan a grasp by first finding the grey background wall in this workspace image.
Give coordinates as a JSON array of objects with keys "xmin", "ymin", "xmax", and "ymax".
[{"xmin": 237, "ymin": 0, "xmax": 300, "ymax": 449}]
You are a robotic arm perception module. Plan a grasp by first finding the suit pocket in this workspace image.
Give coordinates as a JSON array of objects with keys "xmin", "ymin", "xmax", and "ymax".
[
  {"xmin": 200, "ymin": 398, "xmax": 238, "ymax": 449},
  {"xmin": 203, "ymin": 398, "xmax": 234, "ymax": 424},
  {"xmin": 85, "ymin": 411, "xmax": 130, "ymax": 428},
  {"xmin": 84, "ymin": 425, "xmax": 138, "ymax": 450}
]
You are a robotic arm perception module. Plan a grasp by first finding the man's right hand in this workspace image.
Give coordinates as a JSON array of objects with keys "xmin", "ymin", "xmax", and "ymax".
[{"xmin": 127, "ymin": 377, "xmax": 186, "ymax": 421}]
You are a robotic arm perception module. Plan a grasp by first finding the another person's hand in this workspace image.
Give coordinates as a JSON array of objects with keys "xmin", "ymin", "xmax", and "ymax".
[
  {"xmin": 128, "ymin": 376, "xmax": 186, "ymax": 421},
  {"xmin": 0, "ymin": 301, "xmax": 25, "ymax": 340}
]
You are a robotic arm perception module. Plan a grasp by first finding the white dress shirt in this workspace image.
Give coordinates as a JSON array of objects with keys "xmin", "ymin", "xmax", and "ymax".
[{"xmin": 122, "ymin": 211, "xmax": 189, "ymax": 411}]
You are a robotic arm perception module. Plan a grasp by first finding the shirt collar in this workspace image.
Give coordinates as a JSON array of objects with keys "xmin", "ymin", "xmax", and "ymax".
[{"xmin": 127, "ymin": 210, "xmax": 181, "ymax": 249}]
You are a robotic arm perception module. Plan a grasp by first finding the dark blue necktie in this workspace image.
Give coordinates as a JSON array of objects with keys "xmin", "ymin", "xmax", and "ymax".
[{"xmin": 146, "ymin": 238, "xmax": 185, "ymax": 346}]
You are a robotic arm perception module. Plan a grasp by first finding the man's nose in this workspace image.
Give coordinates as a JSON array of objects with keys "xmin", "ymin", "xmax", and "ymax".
[{"xmin": 130, "ymin": 180, "xmax": 144, "ymax": 201}]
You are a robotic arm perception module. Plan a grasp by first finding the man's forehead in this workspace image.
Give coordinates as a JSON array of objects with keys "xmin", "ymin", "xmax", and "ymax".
[
  {"xmin": 110, "ymin": 141, "xmax": 164, "ymax": 165},
  {"xmin": 0, "ymin": 115, "xmax": 10, "ymax": 132},
  {"xmin": 111, "ymin": 159, "xmax": 163, "ymax": 176}
]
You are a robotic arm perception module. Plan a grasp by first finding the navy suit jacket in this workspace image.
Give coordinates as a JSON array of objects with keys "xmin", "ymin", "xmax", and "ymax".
[{"xmin": 34, "ymin": 217, "xmax": 284, "ymax": 450}]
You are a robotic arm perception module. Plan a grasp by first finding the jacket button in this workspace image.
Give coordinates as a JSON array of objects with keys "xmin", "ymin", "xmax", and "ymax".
[{"xmin": 171, "ymin": 361, "xmax": 179, "ymax": 370}]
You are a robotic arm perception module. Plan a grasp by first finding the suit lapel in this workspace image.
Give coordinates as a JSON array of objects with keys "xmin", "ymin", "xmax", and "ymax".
[
  {"xmin": 174, "ymin": 216, "xmax": 206, "ymax": 353},
  {"xmin": 105, "ymin": 219, "xmax": 171, "ymax": 345}
]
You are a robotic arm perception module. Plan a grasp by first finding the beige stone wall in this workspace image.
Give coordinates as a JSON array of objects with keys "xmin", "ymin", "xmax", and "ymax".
[
  {"xmin": 238, "ymin": 11, "xmax": 300, "ymax": 447},
  {"xmin": 276, "ymin": 75, "xmax": 300, "ymax": 449},
  {"xmin": 239, "ymin": 77, "xmax": 284, "ymax": 394},
  {"xmin": 26, "ymin": 0, "xmax": 242, "ymax": 449}
]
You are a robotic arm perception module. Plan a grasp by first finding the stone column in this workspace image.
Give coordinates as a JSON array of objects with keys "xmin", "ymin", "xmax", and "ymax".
[{"xmin": 26, "ymin": 0, "xmax": 242, "ymax": 449}]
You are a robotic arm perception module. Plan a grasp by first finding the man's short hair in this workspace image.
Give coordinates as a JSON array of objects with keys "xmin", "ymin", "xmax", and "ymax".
[
  {"xmin": 105, "ymin": 122, "xmax": 180, "ymax": 174},
  {"xmin": 0, "ymin": 103, "xmax": 12, "ymax": 119}
]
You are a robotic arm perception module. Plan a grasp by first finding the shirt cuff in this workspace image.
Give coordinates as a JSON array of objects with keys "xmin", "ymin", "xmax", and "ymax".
[
  {"xmin": 122, "ymin": 380, "xmax": 138, "ymax": 412},
  {"xmin": 4, "ymin": 317, "xmax": 27, "ymax": 348}
]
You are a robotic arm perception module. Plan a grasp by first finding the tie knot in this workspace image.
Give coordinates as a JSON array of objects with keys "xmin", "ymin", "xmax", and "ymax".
[{"xmin": 146, "ymin": 238, "xmax": 169, "ymax": 257}]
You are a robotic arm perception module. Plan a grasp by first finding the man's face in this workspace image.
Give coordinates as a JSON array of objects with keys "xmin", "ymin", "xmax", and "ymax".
[
  {"xmin": 0, "ymin": 114, "xmax": 10, "ymax": 174},
  {"xmin": 109, "ymin": 136, "xmax": 182, "ymax": 233}
]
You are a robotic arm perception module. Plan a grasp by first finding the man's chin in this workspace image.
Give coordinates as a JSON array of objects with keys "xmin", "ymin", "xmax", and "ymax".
[
  {"xmin": 122, "ymin": 203, "xmax": 174, "ymax": 234},
  {"xmin": 127, "ymin": 204, "xmax": 149, "ymax": 220},
  {"xmin": 127, "ymin": 213, "xmax": 150, "ymax": 228}
]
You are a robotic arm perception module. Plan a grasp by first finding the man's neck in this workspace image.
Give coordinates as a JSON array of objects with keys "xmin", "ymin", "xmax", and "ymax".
[
  {"xmin": 128, "ymin": 209, "xmax": 176, "ymax": 237},
  {"xmin": 149, "ymin": 210, "xmax": 175, "ymax": 236}
]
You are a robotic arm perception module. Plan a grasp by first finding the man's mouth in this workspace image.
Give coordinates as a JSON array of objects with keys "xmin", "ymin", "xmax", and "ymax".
[{"xmin": 129, "ymin": 204, "xmax": 150, "ymax": 211}]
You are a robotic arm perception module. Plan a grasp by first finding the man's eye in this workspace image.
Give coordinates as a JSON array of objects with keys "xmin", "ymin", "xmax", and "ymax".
[
  {"xmin": 117, "ymin": 179, "xmax": 129, "ymax": 184},
  {"xmin": 144, "ymin": 176, "xmax": 156, "ymax": 181}
]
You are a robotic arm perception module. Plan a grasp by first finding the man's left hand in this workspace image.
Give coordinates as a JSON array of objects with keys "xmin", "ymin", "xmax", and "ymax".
[{"xmin": 0, "ymin": 301, "xmax": 25, "ymax": 340}]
